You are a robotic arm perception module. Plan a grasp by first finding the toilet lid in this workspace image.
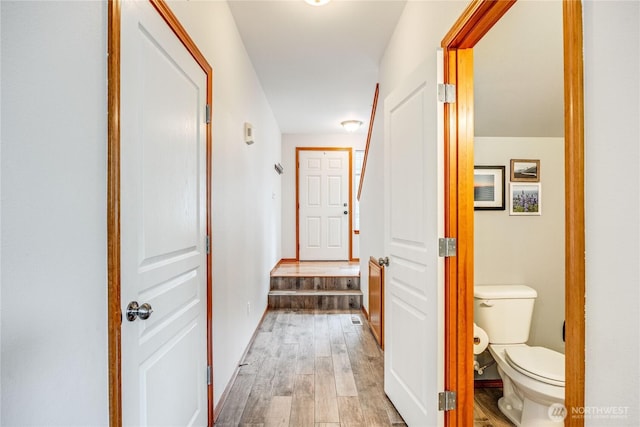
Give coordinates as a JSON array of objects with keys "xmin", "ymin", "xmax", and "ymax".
[{"xmin": 505, "ymin": 346, "xmax": 565, "ymax": 386}]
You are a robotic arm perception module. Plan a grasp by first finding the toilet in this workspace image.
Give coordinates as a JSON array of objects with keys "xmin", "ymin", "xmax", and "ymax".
[{"xmin": 474, "ymin": 285, "xmax": 565, "ymax": 426}]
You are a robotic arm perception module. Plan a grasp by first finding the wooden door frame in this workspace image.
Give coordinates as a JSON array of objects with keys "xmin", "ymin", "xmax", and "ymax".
[
  {"xmin": 295, "ymin": 147, "xmax": 354, "ymax": 261},
  {"xmin": 441, "ymin": 1, "xmax": 585, "ymax": 426},
  {"xmin": 107, "ymin": 1, "xmax": 214, "ymax": 425}
]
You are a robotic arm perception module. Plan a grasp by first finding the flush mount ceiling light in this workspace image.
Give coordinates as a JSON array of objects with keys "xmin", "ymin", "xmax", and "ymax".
[
  {"xmin": 304, "ymin": 0, "xmax": 330, "ymax": 6},
  {"xmin": 341, "ymin": 120, "xmax": 363, "ymax": 132}
]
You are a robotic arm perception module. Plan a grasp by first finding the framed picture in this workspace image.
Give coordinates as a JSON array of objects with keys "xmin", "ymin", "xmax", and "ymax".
[
  {"xmin": 474, "ymin": 166, "xmax": 505, "ymax": 210},
  {"xmin": 510, "ymin": 183, "xmax": 541, "ymax": 215},
  {"xmin": 510, "ymin": 159, "xmax": 540, "ymax": 182}
]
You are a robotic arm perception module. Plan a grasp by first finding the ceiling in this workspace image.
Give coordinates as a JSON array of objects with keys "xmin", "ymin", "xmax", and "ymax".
[
  {"xmin": 228, "ymin": 0, "xmax": 406, "ymax": 135},
  {"xmin": 228, "ymin": 0, "xmax": 564, "ymax": 137}
]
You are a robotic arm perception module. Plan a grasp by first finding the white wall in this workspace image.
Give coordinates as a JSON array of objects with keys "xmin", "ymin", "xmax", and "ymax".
[
  {"xmin": 281, "ymin": 133, "xmax": 366, "ymax": 260},
  {"xmin": 474, "ymin": 0, "xmax": 563, "ymax": 138},
  {"xmin": 475, "ymin": 137, "xmax": 565, "ymax": 353},
  {"xmin": 167, "ymin": 1, "xmax": 282, "ymax": 407},
  {"xmin": 358, "ymin": 1, "xmax": 467, "ymax": 311},
  {"xmin": 1, "ymin": 1, "xmax": 109, "ymax": 425},
  {"xmin": 583, "ymin": 1, "xmax": 640, "ymax": 424}
]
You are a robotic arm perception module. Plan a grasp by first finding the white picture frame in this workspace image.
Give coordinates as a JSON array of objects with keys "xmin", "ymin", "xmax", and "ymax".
[{"xmin": 510, "ymin": 183, "xmax": 541, "ymax": 216}]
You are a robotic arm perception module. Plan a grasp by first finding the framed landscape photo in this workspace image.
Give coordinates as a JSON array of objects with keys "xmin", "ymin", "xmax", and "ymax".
[
  {"xmin": 510, "ymin": 159, "xmax": 540, "ymax": 182},
  {"xmin": 474, "ymin": 166, "xmax": 505, "ymax": 210},
  {"xmin": 510, "ymin": 183, "xmax": 541, "ymax": 215}
]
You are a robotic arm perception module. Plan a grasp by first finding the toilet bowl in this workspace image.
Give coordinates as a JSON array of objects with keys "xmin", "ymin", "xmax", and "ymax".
[
  {"xmin": 474, "ymin": 285, "xmax": 566, "ymax": 426},
  {"xmin": 489, "ymin": 344, "xmax": 564, "ymax": 426}
]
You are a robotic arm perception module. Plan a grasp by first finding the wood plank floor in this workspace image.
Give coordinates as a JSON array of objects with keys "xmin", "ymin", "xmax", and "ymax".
[
  {"xmin": 271, "ymin": 261, "xmax": 360, "ymax": 278},
  {"xmin": 214, "ymin": 309, "xmax": 512, "ymax": 426},
  {"xmin": 474, "ymin": 388, "xmax": 514, "ymax": 427},
  {"xmin": 215, "ymin": 309, "xmax": 404, "ymax": 426}
]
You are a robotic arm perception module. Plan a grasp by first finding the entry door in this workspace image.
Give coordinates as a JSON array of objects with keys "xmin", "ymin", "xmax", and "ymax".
[
  {"xmin": 383, "ymin": 57, "xmax": 444, "ymax": 426},
  {"xmin": 298, "ymin": 149, "xmax": 351, "ymax": 260},
  {"xmin": 120, "ymin": 1, "xmax": 208, "ymax": 425}
]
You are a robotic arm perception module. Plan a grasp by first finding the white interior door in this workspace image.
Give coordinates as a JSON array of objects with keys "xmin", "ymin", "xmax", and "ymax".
[
  {"xmin": 298, "ymin": 149, "xmax": 351, "ymax": 260},
  {"xmin": 120, "ymin": 1, "xmax": 208, "ymax": 425},
  {"xmin": 383, "ymin": 56, "xmax": 445, "ymax": 426}
]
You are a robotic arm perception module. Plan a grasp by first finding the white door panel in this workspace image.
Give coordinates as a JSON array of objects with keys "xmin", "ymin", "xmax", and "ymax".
[
  {"xmin": 384, "ymin": 56, "xmax": 444, "ymax": 426},
  {"xmin": 121, "ymin": 1, "xmax": 208, "ymax": 425},
  {"xmin": 299, "ymin": 149, "xmax": 351, "ymax": 260}
]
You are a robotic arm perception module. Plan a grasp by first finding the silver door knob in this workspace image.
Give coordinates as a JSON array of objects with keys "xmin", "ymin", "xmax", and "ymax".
[
  {"xmin": 126, "ymin": 301, "xmax": 153, "ymax": 321},
  {"xmin": 378, "ymin": 256, "xmax": 390, "ymax": 267}
]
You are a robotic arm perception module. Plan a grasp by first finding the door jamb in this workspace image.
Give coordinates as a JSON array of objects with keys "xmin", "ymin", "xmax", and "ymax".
[
  {"xmin": 295, "ymin": 147, "xmax": 354, "ymax": 261},
  {"xmin": 107, "ymin": 1, "xmax": 214, "ymax": 425},
  {"xmin": 440, "ymin": 1, "xmax": 585, "ymax": 426}
]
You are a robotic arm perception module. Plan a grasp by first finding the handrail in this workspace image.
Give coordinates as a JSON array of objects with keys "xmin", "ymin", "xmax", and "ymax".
[{"xmin": 357, "ymin": 83, "xmax": 379, "ymax": 201}]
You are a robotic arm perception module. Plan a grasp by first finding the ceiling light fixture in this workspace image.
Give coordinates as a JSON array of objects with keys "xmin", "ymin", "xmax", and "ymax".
[
  {"xmin": 341, "ymin": 120, "xmax": 363, "ymax": 132},
  {"xmin": 304, "ymin": 0, "xmax": 330, "ymax": 6}
]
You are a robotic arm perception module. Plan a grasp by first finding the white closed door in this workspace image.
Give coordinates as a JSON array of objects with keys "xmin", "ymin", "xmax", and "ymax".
[
  {"xmin": 383, "ymin": 56, "xmax": 444, "ymax": 426},
  {"xmin": 298, "ymin": 149, "xmax": 351, "ymax": 260},
  {"xmin": 120, "ymin": 1, "xmax": 208, "ymax": 426}
]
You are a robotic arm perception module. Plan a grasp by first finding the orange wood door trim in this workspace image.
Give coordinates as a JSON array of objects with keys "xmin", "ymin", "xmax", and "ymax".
[
  {"xmin": 441, "ymin": 1, "xmax": 586, "ymax": 426},
  {"xmin": 442, "ymin": 47, "xmax": 460, "ymax": 427},
  {"xmin": 456, "ymin": 48, "xmax": 475, "ymax": 427},
  {"xmin": 107, "ymin": 1, "xmax": 214, "ymax": 425},
  {"xmin": 442, "ymin": 47, "xmax": 476, "ymax": 427},
  {"xmin": 107, "ymin": 1, "xmax": 122, "ymax": 425},
  {"xmin": 442, "ymin": 0, "xmax": 516, "ymax": 49},
  {"xmin": 296, "ymin": 147, "xmax": 353, "ymax": 261},
  {"xmin": 563, "ymin": 1, "xmax": 586, "ymax": 423}
]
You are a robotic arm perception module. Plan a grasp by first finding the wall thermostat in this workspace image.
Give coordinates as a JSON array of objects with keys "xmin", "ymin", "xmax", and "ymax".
[{"xmin": 244, "ymin": 122, "xmax": 254, "ymax": 145}]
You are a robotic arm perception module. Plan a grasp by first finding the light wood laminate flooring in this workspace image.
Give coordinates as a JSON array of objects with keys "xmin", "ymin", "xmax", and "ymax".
[
  {"xmin": 215, "ymin": 309, "xmax": 404, "ymax": 426},
  {"xmin": 271, "ymin": 261, "xmax": 360, "ymax": 278},
  {"xmin": 474, "ymin": 388, "xmax": 514, "ymax": 427},
  {"xmin": 214, "ymin": 309, "xmax": 512, "ymax": 426}
]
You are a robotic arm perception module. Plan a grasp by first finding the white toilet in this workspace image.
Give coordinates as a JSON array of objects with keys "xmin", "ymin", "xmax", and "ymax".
[{"xmin": 474, "ymin": 285, "xmax": 565, "ymax": 426}]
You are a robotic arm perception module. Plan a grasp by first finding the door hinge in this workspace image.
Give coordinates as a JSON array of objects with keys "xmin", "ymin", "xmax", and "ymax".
[
  {"xmin": 207, "ymin": 365, "xmax": 212, "ymax": 386},
  {"xmin": 206, "ymin": 235, "xmax": 210, "ymax": 254},
  {"xmin": 438, "ymin": 237, "xmax": 457, "ymax": 257},
  {"xmin": 437, "ymin": 83, "xmax": 456, "ymax": 104},
  {"xmin": 438, "ymin": 390, "xmax": 457, "ymax": 411},
  {"xmin": 205, "ymin": 104, "xmax": 211, "ymax": 124}
]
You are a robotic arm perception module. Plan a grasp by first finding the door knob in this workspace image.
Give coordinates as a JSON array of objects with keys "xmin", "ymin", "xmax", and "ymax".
[
  {"xmin": 344, "ymin": 211, "xmax": 348, "ymax": 215},
  {"xmin": 126, "ymin": 301, "xmax": 153, "ymax": 321},
  {"xmin": 378, "ymin": 256, "xmax": 390, "ymax": 267}
]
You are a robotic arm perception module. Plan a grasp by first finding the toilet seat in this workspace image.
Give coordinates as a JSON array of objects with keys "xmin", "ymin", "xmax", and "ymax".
[{"xmin": 505, "ymin": 346, "xmax": 565, "ymax": 387}]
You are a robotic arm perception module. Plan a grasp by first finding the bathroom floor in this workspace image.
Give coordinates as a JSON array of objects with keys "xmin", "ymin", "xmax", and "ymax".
[{"xmin": 474, "ymin": 387, "xmax": 515, "ymax": 426}]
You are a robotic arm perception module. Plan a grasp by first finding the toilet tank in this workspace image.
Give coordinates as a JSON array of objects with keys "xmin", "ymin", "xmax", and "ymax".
[{"xmin": 474, "ymin": 285, "xmax": 537, "ymax": 344}]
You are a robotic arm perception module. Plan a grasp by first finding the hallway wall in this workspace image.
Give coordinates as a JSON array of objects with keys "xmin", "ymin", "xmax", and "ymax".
[
  {"xmin": 168, "ymin": 1, "xmax": 282, "ymax": 407},
  {"xmin": 1, "ymin": 2, "xmax": 109, "ymax": 424},
  {"xmin": 583, "ymin": 1, "xmax": 640, "ymax": 423}
]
